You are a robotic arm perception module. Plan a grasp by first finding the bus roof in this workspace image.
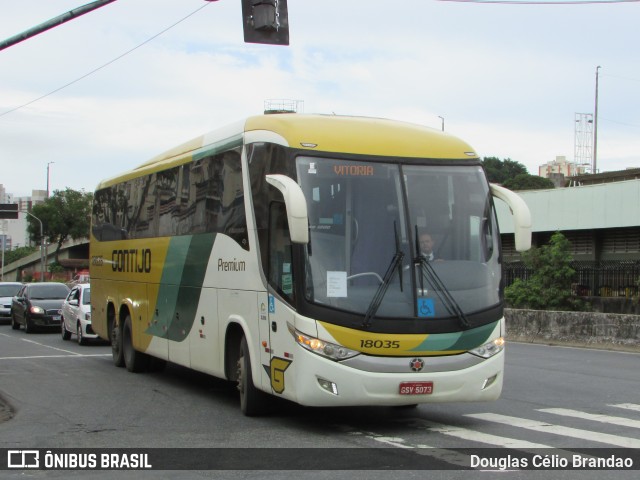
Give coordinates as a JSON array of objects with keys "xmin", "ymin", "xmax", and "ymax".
[
  {"xmin": 95, "ymin": 114, "xmax": 478, "ymax": 189},
  {"xmin": 245, "ymin": 114, "xmax": 477, "ymax": 160}
]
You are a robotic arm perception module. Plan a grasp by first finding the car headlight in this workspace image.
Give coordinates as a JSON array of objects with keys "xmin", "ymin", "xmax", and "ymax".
[
  {"xmin": 469, "ymin": 337, "xmax": 505, "ymax": 359},
  {"xmin": 29, "ymin": 306, "xmax": 45, "ymax": 315},
  {"xmin": 288, "ymin": 325, "xmax": 359, "ymax": 361}
]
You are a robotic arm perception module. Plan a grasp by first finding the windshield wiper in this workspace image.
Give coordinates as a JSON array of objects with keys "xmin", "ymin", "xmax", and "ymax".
[
  {"xmin": 413, "ymin": 226, "xmax": 470, "ymax": 329},
  {"xmin": 362, "ymin": 222, "xmax": 404, "ymax": 329}
]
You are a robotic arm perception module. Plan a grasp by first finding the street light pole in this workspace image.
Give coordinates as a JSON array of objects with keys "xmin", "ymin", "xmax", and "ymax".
[
  {"xmin": 47, "ymin": 161, "xmax": 55, "ymax": 198},
  {"xmin": 23, "ymin": 210, "xmax": 45, "ymax": 282},
  {"xmin": 0, "ymin": 220, "xmax": 5, "ymax": 281},
  {"xmin": 438, "ymin": 116, "xmax": 445, "ymax": 132},
  {"xmin": 0, "ymin": 0, "xmax": 118, "ymax": 52}
]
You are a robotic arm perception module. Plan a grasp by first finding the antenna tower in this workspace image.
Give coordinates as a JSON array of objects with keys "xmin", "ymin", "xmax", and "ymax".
[{"xmin": 574, "ymin": 113, "xmax": 593, "ymax": 172}]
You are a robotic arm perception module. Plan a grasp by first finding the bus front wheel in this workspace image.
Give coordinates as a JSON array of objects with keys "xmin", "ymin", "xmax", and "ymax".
[{"xmin": 237, "ymin": 336, "xmax": 268, "ymax": 416}]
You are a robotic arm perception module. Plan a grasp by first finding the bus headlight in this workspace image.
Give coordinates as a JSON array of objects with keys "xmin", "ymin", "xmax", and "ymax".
[
  {"xmin": 469, "ymin": 337, "xmax": 505, "ymax": 359},
  {"xmin": 290, "ymin": 327, "xmax": 359, "ymax": 361}
]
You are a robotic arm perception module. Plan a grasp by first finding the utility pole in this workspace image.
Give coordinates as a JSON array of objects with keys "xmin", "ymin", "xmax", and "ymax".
[
  {"xmin": 47, "ymin": 161, "xmax": 55, "ymax": 198},
  {"xmin": 0, "ymin": 0, "xmax": 117, "ymax": 52},
  {"xmin": 22, "ymin": 211, "xmax": 46, "ymax": 282},
  {"xmin": 593, "ymin": 66, "xmax": 601, "ymax": 174}
]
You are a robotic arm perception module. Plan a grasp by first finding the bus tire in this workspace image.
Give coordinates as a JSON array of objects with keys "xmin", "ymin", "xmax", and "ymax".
[
  {"xmin": 123, "ymin": 315, "xmax": 149, "ymax": 373},
  {"xmin": 237, "ymin": 335, "xmax": 268, "ymax": 416},
  {"xmin": 111, "ymin": 319, "xmax": 125, "ymax": 368}
]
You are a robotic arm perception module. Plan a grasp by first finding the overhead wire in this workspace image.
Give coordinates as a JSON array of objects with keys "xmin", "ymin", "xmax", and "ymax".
[
  {"xmin": 0, "ymin": 1, "xmax": 213, "ymax": 118},
  {"xmin": 437, "ymin": 0, "xmax": 640, "ymax": 4},
  {"xmin": 2, "ymin": 0, "xmax": 637, "ymax": 117}
]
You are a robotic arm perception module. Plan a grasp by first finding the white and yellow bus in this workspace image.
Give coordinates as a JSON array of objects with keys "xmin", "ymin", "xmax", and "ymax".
[{"xmin": 90, "ymin": 114, "xmax": 531, "ymax": 415}]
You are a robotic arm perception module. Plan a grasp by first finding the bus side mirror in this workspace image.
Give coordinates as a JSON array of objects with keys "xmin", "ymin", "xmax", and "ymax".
[
  {"xmin": 266, "ymin": 174, "xmax": 309, "ymax": 244},
  {"xmin": 490, "ymin": 183, "xmax": 532, "ymax": 252}
]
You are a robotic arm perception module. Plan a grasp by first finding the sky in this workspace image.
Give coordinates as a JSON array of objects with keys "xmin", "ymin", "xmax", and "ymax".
[{"xmin": 1, "ymin": 0, "xmax": 639, "ymax": 197}]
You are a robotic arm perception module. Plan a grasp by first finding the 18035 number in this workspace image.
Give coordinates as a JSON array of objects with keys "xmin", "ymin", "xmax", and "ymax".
[{"xmin": 360, "ymin": 339, "xmax": 400, "ymax": 349}]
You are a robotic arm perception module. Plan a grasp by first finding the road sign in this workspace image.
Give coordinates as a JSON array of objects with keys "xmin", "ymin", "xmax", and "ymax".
[{"xmin": 0, "ymin": 203, "xmax": 19, "ymax": 219}]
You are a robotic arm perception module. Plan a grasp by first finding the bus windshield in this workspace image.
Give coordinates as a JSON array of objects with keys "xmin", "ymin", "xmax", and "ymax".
[{"xmin": 297, "ymin": 156, "xmax": 501, "ymax": 322}]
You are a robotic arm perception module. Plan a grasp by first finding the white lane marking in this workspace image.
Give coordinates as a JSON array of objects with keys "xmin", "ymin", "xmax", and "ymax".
[
  {"xmin": 370, "ymin": 436, "xmax": 414, "ymax": 449},
  {"xmin": 467, "ymin": 413, "xmax": 640, "ymax": 448},
  {"xmin": 20, "ymin": 337, "xmax": 84, "ymax": 355},
  {"xmin": 0, "ymin": 354, "xmax": 111, "ymax": 360},
  {"xmin": 401, "ymin": 417, "xmax": 553, "ymax": 448},
  {"xmin": 539, "ymin": 408, "xmax": 640, "ymax": 430},
  {"xmin": 610, "ymin": 403, "xmax": 640, "ymax": 412},
  {"xmin": 358, "ymin": 430, "xmax": 471, "ymax": 469}
]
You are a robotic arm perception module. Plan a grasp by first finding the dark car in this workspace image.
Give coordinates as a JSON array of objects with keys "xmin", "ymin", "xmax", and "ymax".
[
  {"xmin": 0, "ymin": 282, "xmax": 23, "ymax": 325},
  {"xmin": 11, "ymin": 282, "xmax": 70, "ymax": 333}
]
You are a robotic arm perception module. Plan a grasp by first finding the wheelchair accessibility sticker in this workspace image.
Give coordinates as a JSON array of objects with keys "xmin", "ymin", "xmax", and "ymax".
[
  {"xmin": 268, "ymin": 294, "xmax": 275, "ymax": 314},
  {"xmin": 417, "ymin": 298, "xmax": 435, "ymax": 317}
]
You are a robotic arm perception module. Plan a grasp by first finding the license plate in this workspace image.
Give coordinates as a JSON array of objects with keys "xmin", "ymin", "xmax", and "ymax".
[
  {"xmin": 52, "ymin": 315, "xmax": 61, "ymax": 321},
  {"xmin": 399, "ymin": 381, "xmax": 433, "ymax": 395}
]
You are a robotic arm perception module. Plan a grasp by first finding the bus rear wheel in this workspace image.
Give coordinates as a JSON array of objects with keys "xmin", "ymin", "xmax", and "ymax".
[
  {"xmin": 237, "ymin": 335, "xmax": 269, "ymax": 416},
  {"xmin": 123, "ymin": 315, "xmax": 149, "ymax": 373},
  {"xmin": 111, "ymin": 319, "xmax": 125, "ymax": 367}
]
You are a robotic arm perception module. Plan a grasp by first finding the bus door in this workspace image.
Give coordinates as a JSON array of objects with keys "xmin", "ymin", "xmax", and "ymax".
[{"xmin": 264, "ymin": 201, "xmax": 296, "ymax": 397}]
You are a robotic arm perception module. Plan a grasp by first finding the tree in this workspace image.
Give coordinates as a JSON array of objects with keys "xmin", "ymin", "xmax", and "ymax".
[
  {"xmin": 26, "ymin": 188, "xmax": 93, "ymax": 263},
  {"xmin": 505, "ymin": 232, "xmax": 585, "ymax": 311},
  {"xmin": 503, "ymin": 173, "xmax": 554, "ymax": 191},
  {"xmin": 482, "ymin": 157, "xmax": 555, "ymax": 190},
  {"xmin": 2, "ymin": 246, "xmax": 37, "ymax": 266},
  {"xmin": 482, "ymin": 157, "xmax": 528, "ymax": 184}
]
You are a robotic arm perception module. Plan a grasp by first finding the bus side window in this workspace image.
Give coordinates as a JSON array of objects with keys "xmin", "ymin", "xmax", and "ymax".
[{"xmin": 268, "ymin": 202, "xmax": 294, "ymax": 303}]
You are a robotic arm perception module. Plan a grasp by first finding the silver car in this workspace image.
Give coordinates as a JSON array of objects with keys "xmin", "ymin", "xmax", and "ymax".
[
  {"xmin": 0, "ymin": 282, "xmax": 22, "ymax": 324},
  {"xmin": 61, "ymin": 283, "xmax": 97, "ymax": 345}
]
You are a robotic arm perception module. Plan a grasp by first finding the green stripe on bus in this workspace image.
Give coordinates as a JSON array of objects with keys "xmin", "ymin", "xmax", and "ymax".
[
  {"xmin": 409, "ymin": 321, "xmax": 498, "ymax": 352},
  {"xmin": 145, "ymin": 233, "xmax": 216, "ymax": 341}
]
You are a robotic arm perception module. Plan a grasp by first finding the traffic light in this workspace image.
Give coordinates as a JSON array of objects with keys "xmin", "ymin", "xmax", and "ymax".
[{"xmin": 241, "ymin": 0, "xmax": 289, "ymax": 46}]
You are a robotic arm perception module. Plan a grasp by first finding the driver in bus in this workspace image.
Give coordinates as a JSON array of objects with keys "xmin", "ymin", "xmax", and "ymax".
[{"xmin": 418, "ymin": 231, "xmax": 441, "ymax": 262}]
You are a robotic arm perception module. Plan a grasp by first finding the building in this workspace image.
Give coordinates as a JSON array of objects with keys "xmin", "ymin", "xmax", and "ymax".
[
  {"xmin": 568, "ymin": 167, "xmax": 640, "ymax": 186},
  {"xmin": 538, "ymin": 156, "xmax": 589, "ymax": 188},
  {"xmin": 0, "ymin": 187, "xmax": 47, "ymax": 250},
  {"xmin": 496, "ymin": 172, "xmax": 640, "ymax": 299},
  {"xmin": 1, "ymin": 237, "xmax": 89, "ymax": 283}
]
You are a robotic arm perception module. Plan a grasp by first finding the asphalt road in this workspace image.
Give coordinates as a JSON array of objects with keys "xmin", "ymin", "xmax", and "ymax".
[{"xmin": 0, "ymin": 326, "xmax": 639, "ymax": 480}]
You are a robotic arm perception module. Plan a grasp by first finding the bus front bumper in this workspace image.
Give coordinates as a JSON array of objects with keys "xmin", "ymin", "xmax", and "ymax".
[{"xmin": 284, "ymin": 348, "xmax": 505, "ymax": 407}]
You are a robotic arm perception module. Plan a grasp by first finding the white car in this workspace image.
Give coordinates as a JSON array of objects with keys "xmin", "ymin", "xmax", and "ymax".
[
  {"xmin": 61, "ymin": 283, "xmax": 97, "ymax": 345},
  {"xmin": 0, "ymin": 282, "xmax": 22, "ymax": 325}
]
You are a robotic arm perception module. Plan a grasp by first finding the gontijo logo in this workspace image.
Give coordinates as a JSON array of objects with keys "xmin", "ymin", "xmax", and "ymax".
[{"xmin": 111, "ymin": 249, "xmax": 152, "ymax": 273}]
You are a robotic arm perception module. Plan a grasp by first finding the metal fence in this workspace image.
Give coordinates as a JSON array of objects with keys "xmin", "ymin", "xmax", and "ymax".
[{"xmin": 503, "ymin": 260, "xmax": 640, "ymax": 298}]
